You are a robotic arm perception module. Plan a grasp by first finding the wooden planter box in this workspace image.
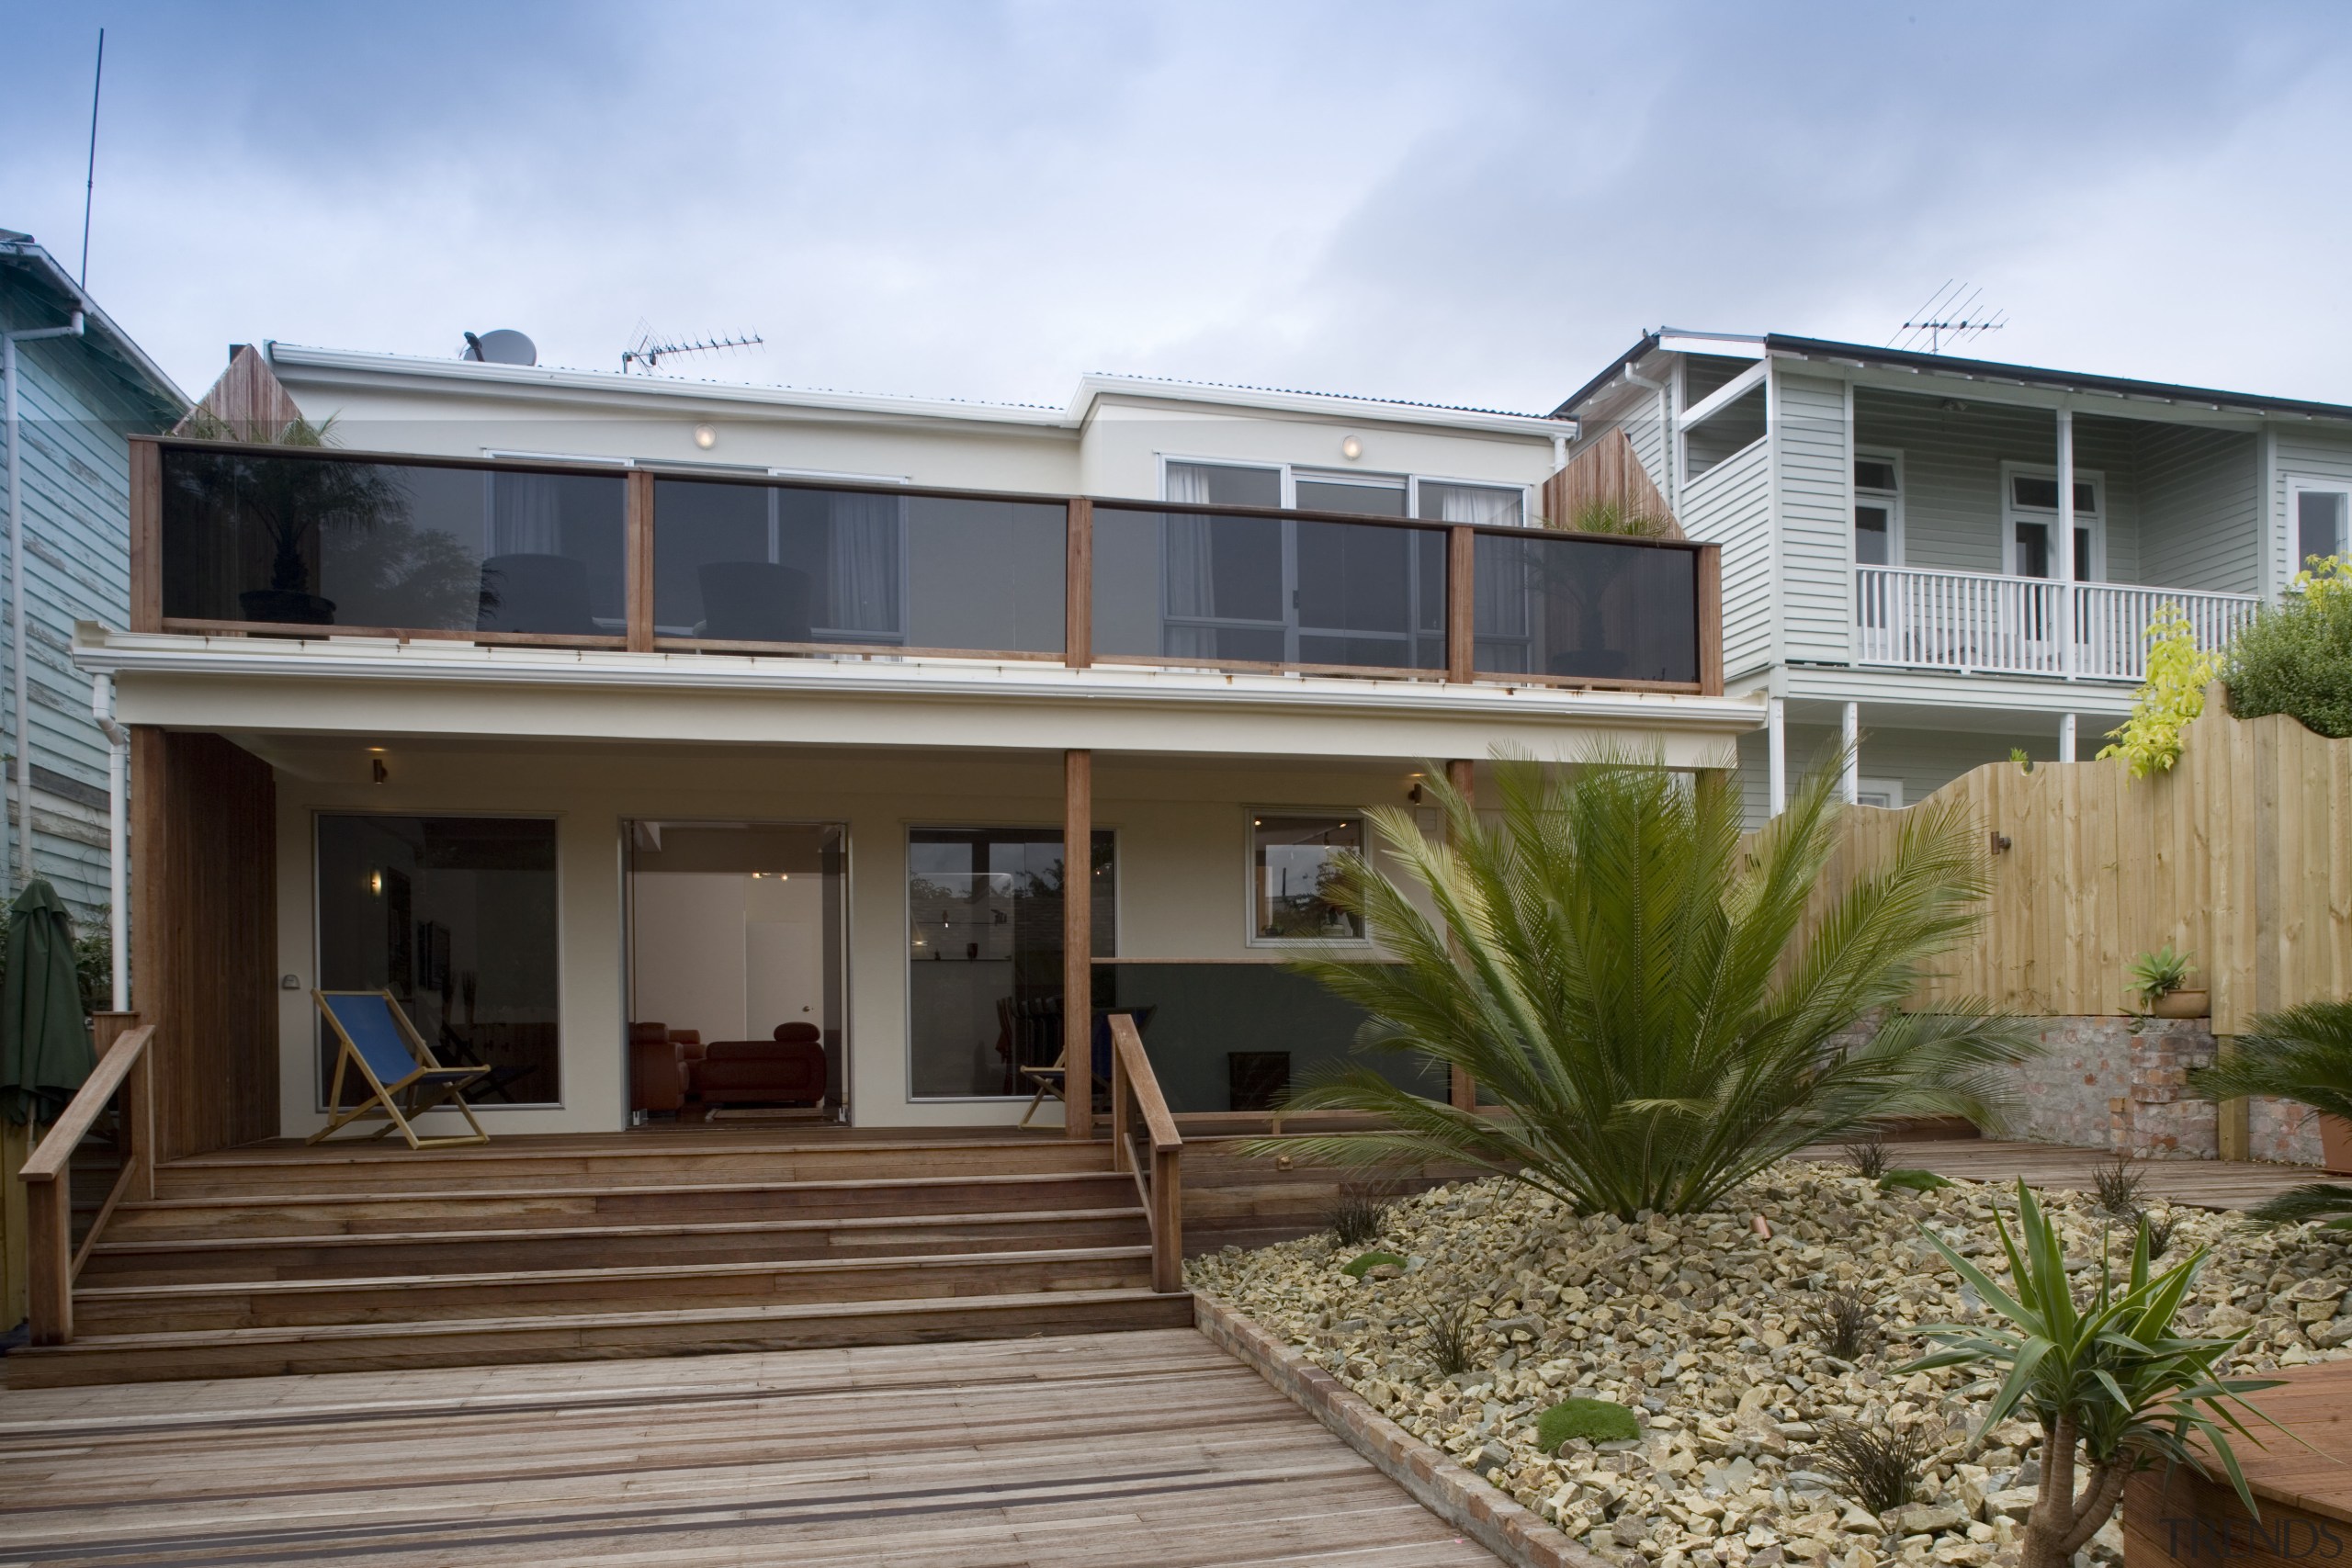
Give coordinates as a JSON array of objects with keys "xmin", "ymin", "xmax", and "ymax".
[
  {"xmin": 2151, "ymin": 989, "xmax": 2211, "ymax": 1019},
  {"xmin": 2323, "ymin": 1114, "xmax": 2352, "ymax": 1175}
]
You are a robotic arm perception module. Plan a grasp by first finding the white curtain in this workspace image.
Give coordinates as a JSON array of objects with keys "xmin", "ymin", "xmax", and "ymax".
[
  {"xmin": 1162, "ymin": 463, "xmax": 1217, "ymax": 657},
  {"xmin": 1438, "ymin": 484, "xmax": 1530, "ymax": 649},
  {"xmin": 490, "ymin": 474, "xmax": 564, "ymax": 556},
  {"xmin": 829, "ymin": 493, "xmax": 902, "ymax": 640}
]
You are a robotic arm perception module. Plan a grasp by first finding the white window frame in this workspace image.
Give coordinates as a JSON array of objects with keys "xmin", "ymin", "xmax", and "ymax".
[
  {"xmin": 2287, "ymin": 477, "xmax": 2352, "ymax": 574},
  {"xmin": 1408, "ymin": 475, "xmax": 1534, "ymax": 527},
  {"xmin": 1853, "ymin": 447, "xmax": 1905, "ymax": 569},
  {"xmin": 1855, "ymin": 777, "xmax": 1905, "ymax": 810},
  {"xmin": 2000, "ymin": 462, "xmax": 2106, "ymax": 581},
  {"xmin": 1156, "ymin": 454, "xmax": 1533, "ymax": 525},
  {"xmin": 1244, "ymin": 808, "xmax": 1374, "ymax": 950}
]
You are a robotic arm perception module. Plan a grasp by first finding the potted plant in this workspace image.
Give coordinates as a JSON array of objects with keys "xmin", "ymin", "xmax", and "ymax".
[
  {"xmin": 169, "ymin": 411, "xmax": 402, "ymax": 626},
  {"xmin": 2128, "ymin": 943, "xmax": 2207, "ymax": 1019}
]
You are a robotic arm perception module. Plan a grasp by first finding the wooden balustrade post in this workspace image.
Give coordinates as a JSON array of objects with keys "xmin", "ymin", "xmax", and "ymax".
[
  {"xmin": 625, "ymin": 469, "xmax": 655, "ymax": 652},
  {"xmin": 1110, "ymin": 1028, "xmax": 1131, "ymax": 1173},
  {"xmin": 1446, "ymin": 758, "xmax": 1480, "ymax": 1113},
  {"xmin": 1446, "ymin": 525, "xmax": 1475, "ymax": 682},
  {"xmin": 92, "ymin": 1011, "xmax": 148, "ymax": 1199},
  {"xmin": 25, "ymin": 1169, "xmax": 70, "ymax": 1344},
  {"xmin": 1063, "ymin": 748, "xmax": 1093, "ymax": 1138},
  {"xmin": 1151, "ymin": 1145, "xmax": 1182, "ymax": 1292}
]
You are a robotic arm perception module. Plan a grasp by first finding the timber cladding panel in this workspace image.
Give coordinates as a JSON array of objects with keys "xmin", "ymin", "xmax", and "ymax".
[
  {"xmin": 130, "ymin": 729, "xmax": 279, "ymax": 1160},
  {"xmin": 1812, "ymin": 688, "xmax": 2352, "ymax": 1036},
  {"xmin": 1543, "ymin": 428, "xmax": 1681, "ymax": 537}
]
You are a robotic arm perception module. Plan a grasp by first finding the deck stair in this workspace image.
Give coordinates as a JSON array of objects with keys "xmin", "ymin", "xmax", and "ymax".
[{"xmin": 6, "ymin": 1134, "xmax": 1193, "ymax": 1388}]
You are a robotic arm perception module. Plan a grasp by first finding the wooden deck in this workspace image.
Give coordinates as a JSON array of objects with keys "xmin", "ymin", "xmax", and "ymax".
[
  {"xmin": 1796, "ymin": 1138, "xmax": 2323, "ymax": 1211},
  {"xmin": 0, "ymin": 1328, "xmax": 1498, "ymax": 1567},
  {"xmin": 2124, "ymin": 1358, "xmax": 2352, "ymax": 1567}
]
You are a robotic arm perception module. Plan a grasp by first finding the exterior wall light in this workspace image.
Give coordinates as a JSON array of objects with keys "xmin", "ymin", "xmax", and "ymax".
[
  {"xmin": 693, "ymin": 423, "xmax": 718, "ymax": 449},
  {"xmin": 1340, "ymin": 435, "xmax": 1363, "ymax": 460}
]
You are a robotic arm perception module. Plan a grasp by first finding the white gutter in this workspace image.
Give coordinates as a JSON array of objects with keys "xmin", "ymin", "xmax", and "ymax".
[
  {"xmin": 89, "ymin": 671, "xmax": 128, "ymax": 1011},
  {"xmin": 4, "ymin": 307, "xmax": 86, "ymax": 896},
  {"xmin": 262, "ymin": 344, "xmax": 1577, "ymax": 444},
  {"xmin": 73, "ymin": 632, "xmax": 1762, "ymax": 733}
]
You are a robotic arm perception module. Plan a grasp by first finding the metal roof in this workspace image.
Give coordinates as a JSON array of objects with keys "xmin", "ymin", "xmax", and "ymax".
[{"xmin": 0, "ymin": 234, "xmax": 188, "ymax": 414}]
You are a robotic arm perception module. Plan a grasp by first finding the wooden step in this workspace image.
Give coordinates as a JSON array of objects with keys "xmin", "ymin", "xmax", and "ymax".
[
  {"xmin": 108, "ymin": 1170, "xmax": 1143, "ymax": 1240},
  {"xmin": 153, "ymin": 1137, "xmax": 1110, "ymax": 1196},
  {"xmin": 81, "ymin": 1207, "xmax": 1152, "ymax": 1284},
  {"xmin": 2, "ymin": 1287, "xmax": 1196, "ymax": 1388},
  {"xmin": 71, "ymin": 1246, "xmax": 1159, "ymax": 1334}
]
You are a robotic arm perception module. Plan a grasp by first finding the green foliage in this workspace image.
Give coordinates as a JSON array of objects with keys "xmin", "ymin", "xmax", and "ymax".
[
  {"xmin": 2127, "ymin": 944, "xmax": 2197, "ymax": 1010},
  {"xmin": 1812, "ymin": 1416, "xmax": 1934, "ymax": 1513},
  {"xmin": 1536, "ymin": 1397, "xmax": 1641, "ymax": 1450},
  {"xmin": 1877, "ymin": 1168, "xmax": 1952, "ymax": 1193},
  {"xmin": 1249, "ymin": 753, "xmax": 2033, "ymax": 1219},
  {"xmin": 1423, "ymin": 1299, "xmax": 1477, "ymax": 1376},
  {"xmin": 1908, "ymin": 1180, "xmax": 2282, "ymax": 1568},
  {"xmin": 2098, "ymin": 603, "xmax": 2220, "ymax": 777},
  {"xmin": 1564, "ymin": 498, "xmax": 1672, "ymax": 538},
  {"xmin": 2192, "ymin": 1000, "xmax": 2352, "ymax": 1230},
  {"xmin": 2010, "ymin": 748, "xmax": 2034, "ymax": 774},
  {"xmin": 1340, "ymin": 1249, "xmax": 1406, "ymax": 1279},
  {"xmin": 2225, "ymin": 556, "xmax": 2352, "ymax": 739}
]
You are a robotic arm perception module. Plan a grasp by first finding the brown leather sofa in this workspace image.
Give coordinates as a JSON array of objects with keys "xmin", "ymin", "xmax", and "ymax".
[{"xmin": 696, "ymin": 1022, "xmax": 826, "ymax": 1110}]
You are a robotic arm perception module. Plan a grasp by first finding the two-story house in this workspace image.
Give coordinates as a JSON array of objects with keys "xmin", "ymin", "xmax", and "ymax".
[
  {"xmin": 1, "ymin": 231, "xmax": 185, "ymax": 931},
  {"xmin": 78, "ymin": 339, "xmax": 1751, "ymax": 1149},
  {"xmin": 1555, "ymin": 331, "xmax": 2352, "ymax": 822}
]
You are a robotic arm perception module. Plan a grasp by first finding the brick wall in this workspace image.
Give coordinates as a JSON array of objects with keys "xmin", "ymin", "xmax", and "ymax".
[{"xmin": 2009, "ymin": 1015, "xmax": 2322, "ymax": 1166}]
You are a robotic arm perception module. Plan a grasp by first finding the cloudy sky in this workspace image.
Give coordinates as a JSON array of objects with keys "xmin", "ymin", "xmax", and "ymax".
[{"xmin": 8, "ymin": 1, "xmax": 2351, "ymax": 413}]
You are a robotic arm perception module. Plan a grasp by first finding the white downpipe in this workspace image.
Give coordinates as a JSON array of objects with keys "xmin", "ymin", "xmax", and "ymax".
[
  {"xmin": 1839, "ymin": 702, "xmax": 1860, "ymax": 805},
  {"xmin": 2059, "ymin": 712, "xmax": 2077, "ymax": 765},
  {"xmin": 1767, "ymin": 696, "xmax": 1787, "ymax": 818},
  {"xmin": 4, "ymin": 309, "xmax": 87, "ymax": 897},
  {"xmin": 90, "ymin": 671, "xmax": 128, "ymax": 1011}
]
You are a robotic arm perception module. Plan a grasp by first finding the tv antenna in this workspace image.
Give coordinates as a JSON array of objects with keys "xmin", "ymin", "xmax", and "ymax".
[
  {"xmin": 621, "ymin": 323, "xmax": 764, "ymax": 373},
  {"xmin": 1891, "ymin": 281, "xmax": 2007, "ymax": 354}
]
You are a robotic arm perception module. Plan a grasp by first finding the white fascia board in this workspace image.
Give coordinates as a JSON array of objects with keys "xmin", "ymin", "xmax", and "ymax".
[
  {"xmin": 1778, "ymin": 662, "xmax": 2136, "ymax": 716},
  {"xmin": 1068, "ymin": 374, "xmax": 1577, "ymax": 441},
  {"xmin": 73, "ymin": 628, "xmax": 1759, "ymax": 734},
  {"xmin": 1656, "ymin": 331, "xmax": 1766, "ymax": 359},
  {"xmin": 265, "ymin": 344, "xmax": 1077, "ymax": 431},
  {"xmin": 1808, "ymin": 358, "xmax": 2271, "ymax": 432}
]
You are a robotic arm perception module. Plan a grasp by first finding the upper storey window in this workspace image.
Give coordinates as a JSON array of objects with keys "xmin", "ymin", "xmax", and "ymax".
[{"xmin": 1161, "ymin": 460, "xmax": 1525, "ymax": 525}]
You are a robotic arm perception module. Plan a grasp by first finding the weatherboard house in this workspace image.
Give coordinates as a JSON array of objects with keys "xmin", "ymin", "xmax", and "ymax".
[{"xmin": 1555, "ymin": 330, "xmax": 2352, "ymax": 821}]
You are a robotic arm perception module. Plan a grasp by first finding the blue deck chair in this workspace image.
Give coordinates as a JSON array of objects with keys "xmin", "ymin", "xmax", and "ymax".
[{"xmin": 310, "ymin": 990, "xmax": 491, "ymax": 1148}]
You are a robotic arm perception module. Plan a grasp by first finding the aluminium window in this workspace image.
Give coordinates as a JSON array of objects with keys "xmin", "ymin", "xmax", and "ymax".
[
  {"xmin": 2291, "ymin": 480, "xmax": 2350, "ymax": 571},
  {"xmin": 2002, "ymin": 464, "xmax": 2104, "ymax": 582},
  {"xmin": 1853, "ymin": 452, "xmax": 1902, "ymax": 568},
  {"xmin": 1250, "ymin": 813, "xmax": 1368, "ymax": 945}
]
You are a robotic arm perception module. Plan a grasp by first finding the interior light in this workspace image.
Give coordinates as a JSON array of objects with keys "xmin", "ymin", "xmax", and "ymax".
[
  {"xmin": 693, "ymin": 423, "xmax": 718, "ymax": 449},
  {"xmin": 368, "ymin": 871, "xmax": 383, "ymax": 895},
  {"xmin": 1340, "ymin": 435, "xmax": 1363, "ymax": 461}
]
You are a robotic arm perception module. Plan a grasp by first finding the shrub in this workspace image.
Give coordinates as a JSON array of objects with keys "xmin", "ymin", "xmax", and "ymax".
[
  {"xmin": 1423, "ymin": 1300, "xmax": 1477, "ymax": 1376},
  {"xmin": 1909, "ymin": 1181, "xmax": 2280, "ymax": 1568},
  {"xmin": 2193, "ymin": 1000, "xmax": 2352, "ymax": 1230},
  {"xmin": 1564, "ymin": 497, "xmax": 1672, "ymax": 538},
  {"xmin": 1806, "ymin": 1287, "xmax": 1880, "ymax": 1360},
  {"xmin": 1340, "ymin": 1249, "xmax": 1405, "ymax": 1279},
  {"xmin": 1812, "ymin": 1416, "xmax": 1935, "ymax": 1514},
  {"xmin": 2087, "ymin": 1152, "xmax": 2148, "ymax": 1222},
  {"xmin": 1328, "ymin": 1185, "xmax": 1390, "ymax": 1247},
  {"xmin": 2225, "ymin": 556, "xmax": 2352, "ymax": 739},
  {"xmin": 1253, "ymin": 754, "xmax": 2033, "ymax": 1219},
  {"xmin": 1843, "ymin": 1133, "xmax": 1890, "ymax": 1179},
  {"xmin": 2098, "ymin": 603, "xmax": 2220, "ymax": 777},
  {"xmin": 1536, "ymin": 1397, "xmax": 1640, "ymax": 1451}
]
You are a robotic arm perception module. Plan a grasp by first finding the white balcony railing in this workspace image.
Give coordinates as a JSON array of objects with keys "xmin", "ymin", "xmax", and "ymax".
[{"xmin": 1853, "ymin": 567, "xmax": 2260, "ymax": 681}]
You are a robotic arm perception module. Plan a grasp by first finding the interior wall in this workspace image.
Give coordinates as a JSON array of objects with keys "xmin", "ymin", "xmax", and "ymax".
[{"xmin": 267, "ymin": 743, "xmax": 1442, "ymax": 1134}]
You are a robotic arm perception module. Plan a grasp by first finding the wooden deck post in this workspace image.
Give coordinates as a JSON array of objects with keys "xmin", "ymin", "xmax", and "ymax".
[
  {"xmin": 1064, "ymin": 748, "xmax": 1092, "ymax": 1139},
  {"xmin": 1065, "ymin": 499, "xmax": 1092, "ymax": 670},
  {"xmin": 1446, "ymin": 758, "xmax": 1479, "ymax": 1114},
  {"xmin": 625, "ymin": 469, "xmax": 655, "ymax": 652},
  {"xmin": 1445, "ymin": 525, "xmax": 1475, "ymax": 682}
]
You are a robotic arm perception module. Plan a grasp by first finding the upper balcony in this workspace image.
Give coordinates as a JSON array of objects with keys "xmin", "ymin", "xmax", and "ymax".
[
  {"xmin": 1851, "ymin": 567, "xmax": 2258, "ymax": 682},
  {"xmin": 128, "ymin": 436, "xmax": 1724, "ymax": 698}
]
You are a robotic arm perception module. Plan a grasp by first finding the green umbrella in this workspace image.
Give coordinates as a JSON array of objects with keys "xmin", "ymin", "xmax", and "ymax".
[{"xmin": 1, "ymin": 879, "xmax": 96, "ymax": 1125}]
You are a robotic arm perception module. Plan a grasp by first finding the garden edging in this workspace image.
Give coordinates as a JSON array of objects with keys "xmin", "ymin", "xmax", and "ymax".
[{"xmin": 1196, "ymin": 1292, "xmax": 1603, "ymax": 1568}]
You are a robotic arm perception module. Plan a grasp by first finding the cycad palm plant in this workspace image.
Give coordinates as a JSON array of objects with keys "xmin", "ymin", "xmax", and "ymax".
[
  {"xmin": 2191, "ymin": 1002, "xmax": 2352, "ymax": 1228},
  {"xmin": 1262, "ymin": 753, "xmax": 2032, "ymax": 1218}
]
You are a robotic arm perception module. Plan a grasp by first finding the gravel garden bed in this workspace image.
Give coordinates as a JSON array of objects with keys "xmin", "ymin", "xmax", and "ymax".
[{"xmin": 1186, "ymin": 1162, "xmax": 2352, "ymax": 1568}]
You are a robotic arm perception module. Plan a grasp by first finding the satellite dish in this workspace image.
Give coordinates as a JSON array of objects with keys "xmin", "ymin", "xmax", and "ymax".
[{"xmin": 462, "ymin": 329, "xmax": 537, "ymax": 367}]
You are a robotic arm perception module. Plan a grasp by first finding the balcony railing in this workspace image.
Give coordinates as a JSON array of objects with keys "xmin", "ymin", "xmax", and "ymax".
[
  {"xmin": 130, "ymin": 436, "xmax": 1724, "ymax": 694},
  {"xmin": 1853, "ymin": 565, "xmax": 2259, "ymax": 681}
]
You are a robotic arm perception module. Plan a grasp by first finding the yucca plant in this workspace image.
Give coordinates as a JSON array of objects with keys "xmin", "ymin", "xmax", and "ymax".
[
  {"xmin": 1908, "ymin": 1180, "xmax": 2281, "ymax": 1568},
  {"xmin": 1254, "ymin": 753, "xmax": 2032, "ymax": 1218},
  {"xmin": 2192, "ymin": 1002, "xmax": 2352, "ymax": 1230}
]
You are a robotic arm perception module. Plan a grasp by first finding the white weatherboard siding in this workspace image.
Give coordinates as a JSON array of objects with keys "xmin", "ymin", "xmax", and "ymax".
[
  {"xmin": 1732, "ymin": 720, "xmax": 2065, "ymax": 829},
  {"xmin": 1773, "ymin": 370, "xmax": 1853, "ymax": 664},
  {"xmin": 4, "ymin": 326, "xmax": 152, "ymax": 919},
  {"xmin": 2135, "ymin": 424, "xmax": 2261, "ymax": 594},
  {"xmin": 1678, "ymin": 437, "xmax": 1772, "ymax": 679}
]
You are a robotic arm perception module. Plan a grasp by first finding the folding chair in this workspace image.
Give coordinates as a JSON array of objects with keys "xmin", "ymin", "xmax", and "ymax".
[{"xmin": 310, "ymin": 989, "xmax": 492, "ymax": 1148}]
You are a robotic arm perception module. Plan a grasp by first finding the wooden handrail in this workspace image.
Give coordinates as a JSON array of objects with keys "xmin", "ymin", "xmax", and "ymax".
[
  {"xmin": 1105, "ymin": 1012, "xmax": 1183, "ymax": 1293},
  {"xmin": 21, "ymin": 1019, "xmax": 153, "ymax": 1346}
]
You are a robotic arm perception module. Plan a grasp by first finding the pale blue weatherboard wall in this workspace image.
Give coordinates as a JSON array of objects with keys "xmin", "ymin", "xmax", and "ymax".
[{"xmin": 1, "ymin": 260, "xmax": 181, "ymax": 920}]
